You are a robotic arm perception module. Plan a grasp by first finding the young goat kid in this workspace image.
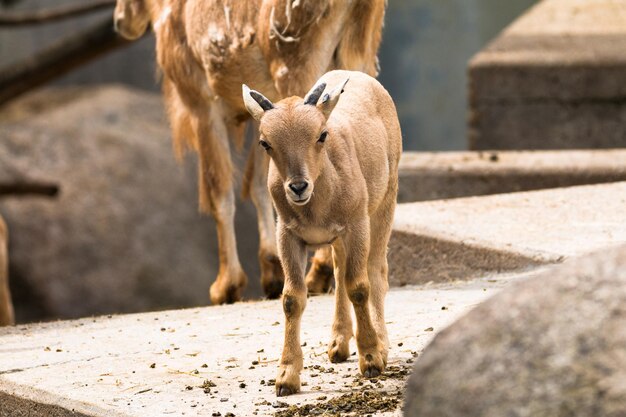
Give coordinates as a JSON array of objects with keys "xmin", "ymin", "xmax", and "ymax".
[{"xmin": 243, "ymin": 70, "xmax": 402, "ymax": 396}]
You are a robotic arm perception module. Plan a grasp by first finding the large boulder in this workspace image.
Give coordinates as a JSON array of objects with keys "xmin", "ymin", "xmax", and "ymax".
[
  {"xmin": 404, "ymin": 245, "xmax": 626, "ymax": 417},
  {"xmin": 0, "ymin": 86, "xmax": 261, "ymax": 322}
]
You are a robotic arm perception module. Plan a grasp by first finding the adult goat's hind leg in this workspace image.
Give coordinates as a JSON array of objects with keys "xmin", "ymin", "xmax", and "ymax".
[
  {"xmin": 243, "ymin": 129, "xmax": 284, "ymax": 298},
  {"xmin": 305, "ymin": 247, "xmax": 334, "ymax": 294},
  {"xmin": 0, "ymin": 218, "xmax": 14, "ymax": 326},
  {"xmin": 194, "ymin": 104, "xmax": 248, "ymax": 305}
]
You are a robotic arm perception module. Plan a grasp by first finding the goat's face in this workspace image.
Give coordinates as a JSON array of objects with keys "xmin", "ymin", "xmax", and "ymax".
[
  {"xmin": 259, "ymin": 100, "xmax": 327, "ymax": 206},
  {"xmin": 243, "ymin": 77, "xmax": 349, "ymax": 207},
  {"xmin": 114, "ymin": 0, "xmax": 150, "ymax": 40}
]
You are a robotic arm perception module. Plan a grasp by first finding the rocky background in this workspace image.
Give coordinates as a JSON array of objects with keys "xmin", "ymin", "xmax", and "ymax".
[
  {"xmin": 0, "ymin": 0, "xmax": 536, "ymax": 322},
  {"xmin": 0, "ymin": 87, "xmax": 263, "ymax": 321}
]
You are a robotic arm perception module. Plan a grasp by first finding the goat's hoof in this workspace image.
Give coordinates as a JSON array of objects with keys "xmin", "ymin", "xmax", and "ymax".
[
  {"xmin": 359, "ymin": 351, "xmax": 385, "ymax": 378},
  {"xmin": 262, "ymin": 279, "xmax": 284, "ymax": 299},
  {"xmin": 363, "ymin": 366, "xmax": 381, "ymax": 378},
  {"xmin": 276, "ymin": 385, "xmax": 296, "ymax": 397},
  {"xmin": 260, "ymin": 252, "xmax": 284, "ymax": 299},
  {"xmin": 328, "ymin": 336, "xmax": 351, "ymax": 363},
  {"xmin": 210, "ymin": 285, "xmax": 241, "ymax": 305},
  {"xmin": 305, "ymin": 263, "xmax": 334, "ymax": 294},
  {"xmin": 209, "ymin": 270, "xmax": 247, "ymax": 305},
  {"xmin": 275, "ymin": 365, "xmax": 300, "ymax": 396}
]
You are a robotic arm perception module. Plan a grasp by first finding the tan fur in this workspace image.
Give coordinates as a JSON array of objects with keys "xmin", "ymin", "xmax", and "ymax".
[
  {"xmin": 0, "ymin": 217, "xmax": 14, "ymax": 326},
  {"xmin": 113, "ymin": 0, "xmax": 385, "ymax": 303},
  {"xmin": 244, "ymin": 70, "xmax": 402, "ymax": 396}
]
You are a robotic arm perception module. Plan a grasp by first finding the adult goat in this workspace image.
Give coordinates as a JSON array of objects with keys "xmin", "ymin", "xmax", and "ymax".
[{"xmin": 113, "ymin": 0, "xmax": 385, "ymax": 303}]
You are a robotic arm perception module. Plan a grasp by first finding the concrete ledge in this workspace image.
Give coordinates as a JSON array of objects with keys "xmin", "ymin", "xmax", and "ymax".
[
  {"xmin": 389, "ymin": 181, "xmax": 626, "ymax": 287},
  {"xmin": 469, "ymin": 0, "xmax": 626, "ymax": 149},
  {"xmin": 398, "ymin": 149, "xmax": 626, "ymax": 202},
  {"xmin": 0, "ymin": 277, "xmax": 516, "ymax": 416}
]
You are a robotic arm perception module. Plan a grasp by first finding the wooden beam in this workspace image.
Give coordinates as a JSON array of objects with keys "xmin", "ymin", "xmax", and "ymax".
[
  {"xmin": 0, "ymin": 0, "xmax": 116, "ymax": 26},
  {"xmin": 0, "ymin": 17, "xmax": 138, "ymax": 107},
  {"xmin": 0, "ymin": 181, "xmax": 59, "ymax": 197}
]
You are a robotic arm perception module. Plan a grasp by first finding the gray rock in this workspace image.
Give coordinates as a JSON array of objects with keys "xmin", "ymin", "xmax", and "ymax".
[
  {"xmin": 469, "ymin": 0, "xmax": 626, "ymax": 150},
  {"xmin": 404, "ymin": 245, "xmax": 626, "ymax": 417},
  {"xmin": 0, "ymin": 86, "xmax": 262, "ymax": 322}
]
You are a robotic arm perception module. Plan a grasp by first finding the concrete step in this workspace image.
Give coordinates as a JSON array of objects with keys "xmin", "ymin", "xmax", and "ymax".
[
  {"xmin": 398, "ymin": 149, "xmax": 626, "ymax": 203},
  {"xmin": 469, "ymin": 0, "xmax": 626, "ymax": 149},
  {"xmin": 389, "ymin": 181, "xmax": 626, "ymax": 287},
  {"xmin": 0, "ymin": 275, "xmax": 523, "ymax": 417}
]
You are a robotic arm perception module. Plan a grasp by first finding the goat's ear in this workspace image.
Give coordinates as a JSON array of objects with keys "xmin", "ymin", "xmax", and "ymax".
[
  {"xmin": 317, "ymin": 77, "xmax": 349, "ymax": 119},
  {"xmin": 242, "ymin": 84, "xmax": 274, "ymax": 121}
]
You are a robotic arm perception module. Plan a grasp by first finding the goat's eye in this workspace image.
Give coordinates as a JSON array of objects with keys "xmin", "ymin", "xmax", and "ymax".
[
  {"xmin": 259, "ymin": 140, "xmax": 271, "ymax": 151},
  {"xmin": 318, "ymin": 131, "xmax": 328, "ymax": 143}
]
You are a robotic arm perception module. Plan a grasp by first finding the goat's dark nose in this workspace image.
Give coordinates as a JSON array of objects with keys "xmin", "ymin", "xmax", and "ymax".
[{"xmin": 289, "ymin": 181, "xmax": 308, "ymax": 196}]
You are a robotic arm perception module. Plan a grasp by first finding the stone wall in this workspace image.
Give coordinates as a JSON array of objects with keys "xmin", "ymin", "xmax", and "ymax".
[{"xmin": 469, "ymin": 0, "xmax": 626, "ymax": 150}]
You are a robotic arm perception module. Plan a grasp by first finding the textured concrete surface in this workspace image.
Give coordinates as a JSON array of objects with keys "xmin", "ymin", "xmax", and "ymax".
[
  {"xmin": 398, "ymin": 149, "xmax": 626, "ymax": 203},
  {"xmin": 405, "ymin": 245, "xmax": 626, "ymax": 417},
  {"xmin": 0, "ymin": 275, "xmax": 521, "ymax": 417},
  {"xmin": 389, "ymin": 181, "xmax": 626, "ymax": 286},
  {"xmin": 469, "ymin": 0, "xmax": 626, "ymax": 149}
]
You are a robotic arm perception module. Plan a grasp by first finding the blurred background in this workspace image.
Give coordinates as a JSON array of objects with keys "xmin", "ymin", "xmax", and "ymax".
[
  {"xmin": 1, "ymin": 0, "xmax": 536, "ymax": 150},
  {"xmin": 0, "ymin": 0, "xmax": 536, "ymax": 323}
]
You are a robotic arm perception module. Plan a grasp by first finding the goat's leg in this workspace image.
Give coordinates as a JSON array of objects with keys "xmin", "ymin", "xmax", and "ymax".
[
  {"xmin": 193, "ymin": 107, "xmax": 248, "ymax": 305},
  {"xmin": 336, "ymin": 218, "xmax": 386, "ymax": 378},
  {"xmin": 327, "ymin": 247, "xmax": 352, "ymax": 363},
  {"xmin": 0, "ymin": 219, "xmax": 14, "ymax": 326},
  {"xmin": 305, "ymin": 246, "xmax": 334, "ymax": 294},
  {"xmin": 275, "ymin": 224, "xmax": 307, "ymax": 396},
  {"xmin": 367, "ymin": 195, "xmax": 395, "ymax": 366},
  {"xmin": 244, "ymin": 132, "xmax": 284, "ymax": 299}
]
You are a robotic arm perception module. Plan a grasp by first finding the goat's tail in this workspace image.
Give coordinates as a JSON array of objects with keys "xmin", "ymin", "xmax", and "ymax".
[
  {"xmin": 171, "ymin": 109, "xmax": 195, "ymax": 161},
  {"xmin": 162, "ymin": 78, "xmax": 196, "ymax": 160}
]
